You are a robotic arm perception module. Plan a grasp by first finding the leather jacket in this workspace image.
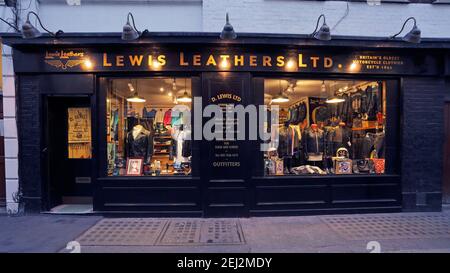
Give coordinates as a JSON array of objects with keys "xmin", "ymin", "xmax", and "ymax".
[
  {"xmin": 302, "ymin": 128, "xmax": 325, "ymax": 157},
  {"xmin": 126, "ymin": 131, "xmax": 153, "ymax": 163}
]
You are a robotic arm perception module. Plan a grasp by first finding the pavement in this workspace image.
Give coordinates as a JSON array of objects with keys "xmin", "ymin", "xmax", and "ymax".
[{"xmin": 0, "ymin": 206, "xmax": 449, "ymax": 253}]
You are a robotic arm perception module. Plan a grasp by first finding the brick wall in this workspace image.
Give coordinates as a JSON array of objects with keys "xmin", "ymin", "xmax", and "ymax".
[
  {"xmin": 401, "ymin": 77, "xmax": 445, "ymax": 211},
  {"xmin": 203, "ymin": 0, "xmax": 450, "ymax": 38}
]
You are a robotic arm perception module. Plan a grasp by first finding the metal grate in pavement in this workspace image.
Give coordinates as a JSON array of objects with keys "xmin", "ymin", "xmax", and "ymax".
[
  {"xmin": 76, "ymin": 218, "xmax": 168, "ymax": 246},
  {"xmin": 321, "ymin": 214, "xmax": 450, "ymax": 240},
  {"xmin": 157, "ymin": 219, "xmax": 245, "ymax": 246},
  {"xmin": 158, "ymin": 220, "xmax": 202, "ymax": 245},
  {"xmin": 200, "ymin": 220, "xmax": 245, "ymax": 244},
  {"xmin": 75, "ymin": 218, "xmax": 245, "ymax": 246}
]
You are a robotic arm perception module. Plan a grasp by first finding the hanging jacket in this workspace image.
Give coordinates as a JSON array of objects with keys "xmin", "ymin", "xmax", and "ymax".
[
  {"xmin": 163, "ymin": 109, "xmax": 172, "ymax": 126},
  {"xmin": 297, "ymin": 102, "xmax": 307, "ymax": 124},
  {"xmin": 126, "ymin": 131, "xmax": 153, "ymax": 163},
  {"xmin": 302, "ymin": 128, "xmax": 325, "ymax": 157}
]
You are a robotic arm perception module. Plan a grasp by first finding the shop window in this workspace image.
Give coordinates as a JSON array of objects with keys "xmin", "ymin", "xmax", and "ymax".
[
  {"xmin": 106, "ymin": 77, "xmax": 192, "ymax": 176},
  {"xmin": 264, "ymin": 79, "xmax": 387, "ymax": 176}
]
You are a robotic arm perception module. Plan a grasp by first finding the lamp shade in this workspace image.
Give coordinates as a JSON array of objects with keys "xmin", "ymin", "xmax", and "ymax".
[
  {"xmin": 271, "ymin": 92, "xmax": 289, "ymax": 103},
  {"xmin": 403, "ymin": 24, "xmax": 421, "ymax": 44},
  {"xmin": 126, "ymin": 92, "xmax": 146, "ymax": 103},
  {"xmin": 22, "ymin": 19, "xmax": 42, "ymax": 39},
  {"xmin": 325, "ymin": 96, "xmax": 345, "ymax": 104},
  {"xmin": 313, "ymin": 22, "xmax": 331, "ymax": 41},
  {"xmin": 122, "ymin": 21, "xmax": 139, "ymax": 41},
  {"xmin": 220, "ymin": 13, "xmax": 237, "ymax": 40},
  {"xmin": 177, "ymin": 91, "xmax": 192, "ymax": 103}
]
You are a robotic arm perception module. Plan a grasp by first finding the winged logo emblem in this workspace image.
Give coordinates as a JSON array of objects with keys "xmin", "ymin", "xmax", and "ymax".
[{"xmin": 45, "ymin": 59, "xmax": 86, "ymax": 70}]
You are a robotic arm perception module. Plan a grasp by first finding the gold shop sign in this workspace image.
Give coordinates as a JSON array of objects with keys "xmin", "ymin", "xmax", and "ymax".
[{"xmin": 37, "ymin": 48, "xmax": 438, "ymax": 75}]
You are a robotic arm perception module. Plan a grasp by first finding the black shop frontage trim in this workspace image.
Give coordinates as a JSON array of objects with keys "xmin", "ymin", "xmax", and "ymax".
[{"xmin": 2, "ymin": 33, "xmax": 447, "ymax": 217}]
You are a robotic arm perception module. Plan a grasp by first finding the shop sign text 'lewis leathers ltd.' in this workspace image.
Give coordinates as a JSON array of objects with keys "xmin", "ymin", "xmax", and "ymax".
[{"xmin": 31, "ymin": 47, "xmax": 438, "ymax": 75}]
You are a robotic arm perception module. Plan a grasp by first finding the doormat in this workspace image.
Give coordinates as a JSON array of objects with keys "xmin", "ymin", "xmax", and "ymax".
[
  {"xmin": 321, "ymin": 214, "xmax": 450, "ymax": 240},
  {"xmin": 74, "ymin": 218, "xmax": 245, "ymax": 246},
  {"xmin": 49, "ymin": 204, "xmax": 93, "ymax": 214}
]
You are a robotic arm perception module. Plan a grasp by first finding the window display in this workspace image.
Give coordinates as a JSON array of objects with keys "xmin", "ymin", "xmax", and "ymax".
[
  {"xmin": 106, "ymin": 77, "xmax": 192, "ymax": 176},
  {"xmin": 264, "ymin": 79, "xmax": 386, "ymax": 176}
]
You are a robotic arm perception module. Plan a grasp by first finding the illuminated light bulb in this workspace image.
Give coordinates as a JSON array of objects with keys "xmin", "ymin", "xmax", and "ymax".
[
  {"xmin": 349, "ymin": 62, "xmax": 358, "ymax": 71},
  {"xmin": 220, "ymin": 60, "xmax": 230, "ymax": 69},
  {"xmin": 84, "ymin": 59, "xmax": 93, "ymax": 69},
  {"xmin": 168, "ymin": 91, "xmax": 173, "ymax": 97},
  {"xmin": 127, "ymin": 83, "xmax": 135, "ymax": 92},
  {"xmin": 152, "ymin": 59, "xmax": 161, "ymax": 68},
  {"xmin": 286, "ymin": 59, "xmax": 295, "ymax": 69},
  {"xmin": 160, "ymin": 87, "xmax": 164, "ymax": 92}
]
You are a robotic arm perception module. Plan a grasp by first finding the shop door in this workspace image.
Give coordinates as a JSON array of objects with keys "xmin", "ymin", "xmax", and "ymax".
[
  {"xmin": 443, "ymin": 102, "xmax": 450, "ymax": 203},
  {"xmin": 45, "ymin": 97, "xmax": 93, "ymax": 208},
  {"xmin": 202, "ymin": 73, "xmax": 252, "ymax": 217}
]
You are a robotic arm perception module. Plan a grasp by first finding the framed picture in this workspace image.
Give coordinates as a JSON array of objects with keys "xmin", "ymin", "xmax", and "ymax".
[
  {"xmin": 335, "ymin": 159, "xmax": 353, "ymax": 175},
  {"xmin": 126, "ymin": 157, "xmax": 143, "ymax": 176}
]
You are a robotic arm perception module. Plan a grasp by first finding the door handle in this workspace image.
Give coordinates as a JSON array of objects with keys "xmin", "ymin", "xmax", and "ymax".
[{"xmin": 42, "ymin": 147, "xmax": 48, "ymax": 153}]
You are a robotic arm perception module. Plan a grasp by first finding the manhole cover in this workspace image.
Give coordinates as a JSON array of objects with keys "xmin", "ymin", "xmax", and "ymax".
[
  {"xmin": 321, "ymin": 214, "xmax": 450, "ymax": 240},
  {"xmin": 157, "ymin": 219, "xmax": 245, "ymax": 245},
  {"xmin": 76, "ymin": 218, "xmax": 168, "ymax": 246}
]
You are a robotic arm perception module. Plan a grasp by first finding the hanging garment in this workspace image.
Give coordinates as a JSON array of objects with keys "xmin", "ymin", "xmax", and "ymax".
[
  {"xmin": 143, "ymin": 107, "xmax": 157, "ymax": 119},
  {"xmin": 171, "ymin": 109, "xmax": 183, "ymax": 127},
  {"xmin": 163, "ymin": 109, "xmax": 172, "ymax": 126},
  {"xmin": 110, "ymin": 109, "xmax": 119, "ymax": 141},
  {"xmin": 126, "ymin": 126, "xmax": 153, "ymax": 163},
  {"xmin": 155, "ymin": 109, "xmax": 164, "ymax": 124},
  {"xmin": 302, "ymin": 127, "xmax": 325, "ymax": 160}
]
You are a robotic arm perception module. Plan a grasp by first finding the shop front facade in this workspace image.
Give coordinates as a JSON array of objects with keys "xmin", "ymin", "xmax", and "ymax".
[{"xmin": 3, "ymin": 33, "xmax": 447, "ymax": 216}]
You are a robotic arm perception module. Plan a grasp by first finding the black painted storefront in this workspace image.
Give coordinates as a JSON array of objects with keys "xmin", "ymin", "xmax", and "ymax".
[{"xmin": 2, "ymin": 33, "xmax": 448, "ymax": 216}]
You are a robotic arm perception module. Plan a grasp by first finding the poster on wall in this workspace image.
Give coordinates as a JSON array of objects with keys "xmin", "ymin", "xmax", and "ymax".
[{"xmin": 68, "ymin": 107, "xmax": 92, "ymax": 159}]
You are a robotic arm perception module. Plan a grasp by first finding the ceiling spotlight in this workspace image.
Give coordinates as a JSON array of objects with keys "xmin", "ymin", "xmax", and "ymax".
[
  {"xmin": 390, "ymin": 17, "xmax": 421, "ymax": 44},
  {"xmin": 321, "ymin": 81, "xmax": 326, "ymax": 93},
  {"xmin": 127, "ymin": 82, "xmax": 135, "ymax": 92},
  {"xmin": 22, "ymin": 11, "xmax": 63, "ymax": 39},
  {"xmin": 121, "ymin": 12, "xmax": 148, "ymax": 41},
  {"xmin": 172, "ymin": 78, "xmax": 177, "ymax": 90},
  {"xmin": 220, "ymin": 13, "xmax": 237, "ymax": 40},
  {"xmin": 311, "ymin": 14, "xmax": 331, "ymax": 41}
]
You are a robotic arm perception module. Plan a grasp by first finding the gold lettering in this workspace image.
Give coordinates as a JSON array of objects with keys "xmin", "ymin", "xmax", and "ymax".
[
  {"xmin": 310, "ymin": 57, "xmax": 319, "ymax": 68},
  {"xmin": 298, "ymin": 54, "xmax": 307, "ymax": 68},
  {"xmin": 179, "ymin": 52, "xmax": 189, "ymax": 66},
  {"xmin": 193, "ymin": 55, "xmax": 201, "ymax": 66},
  {"xmin": 158, "ymin": 55, "xmax": 166, "ymax": 66},
  {"xmin": 116, "ymin": 55, "xmax": 124, "ymax": 67},
  {"xmin": 324, "ymin": 57, "xmax": 333, "ymax": 68},
  {"xmin": 276, "ymin": 56, "xmax": 285, "ymax": 67},
  {"xmin": 103, "ymin": 53, "xmax": 112, "ymax": 67},
  {"xmin": 249, "ymin": 55, "xmax": 257, "ymax": 67},
  {"xmin": 263, "ymin": 56, "xmax": 272, "ymax": 67},
  {"xmin": 234, "ymin": 55, "xmax": 244, "ymax": 66},
  {"xmin": 206, "ymin": 55, "xmax": 217, "ymax": 66},
  {"xmin": 129, "ymin": 55, "xmax": 143, "ymax": 66}
]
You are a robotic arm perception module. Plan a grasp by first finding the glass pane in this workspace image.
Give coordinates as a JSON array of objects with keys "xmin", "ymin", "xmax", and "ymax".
[
  {"xmin": 106, "ymin": 77, "xmax": 192, "ymax": 176},
  {"xmin": 263, "ymin": 79, "xmax": 386, "ymax": 176}
]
